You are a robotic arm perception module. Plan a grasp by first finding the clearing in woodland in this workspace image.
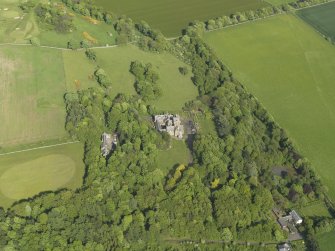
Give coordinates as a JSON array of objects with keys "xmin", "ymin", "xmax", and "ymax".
[{"xmin": 204, "ymin": 14, "xmax": 335, "ymax": 201}]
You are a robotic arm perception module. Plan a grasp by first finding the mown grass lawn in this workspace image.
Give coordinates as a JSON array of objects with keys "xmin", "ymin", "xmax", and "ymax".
[
  {"xmin": 0, "ymin": 143, "xmax": 84, "ymax": 208},
  {"xmin": 204, "ymin": 14, "xmax": 335, "ymax": 201},
  {"xmin": 96, "ymin": 0, "xmax": 268, "ymax": 37}
]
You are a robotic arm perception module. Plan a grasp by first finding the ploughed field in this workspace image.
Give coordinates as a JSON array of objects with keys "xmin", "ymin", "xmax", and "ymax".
[
  {"xmin": 204, "ymin": 14, "xmax": 335, "ymax": 201},
  {"xmin": 95, "ymin": 0, "xmax": 268, "ymax": 37},
  {"xmin": 297, "ymin": 1, "xmax": 335, "ymax": 41}
]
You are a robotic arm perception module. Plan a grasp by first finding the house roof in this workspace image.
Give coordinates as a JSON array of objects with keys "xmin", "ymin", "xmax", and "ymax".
[{"xmin": 290, "ymin": 210, "xmax": 302, "ymax": 223}]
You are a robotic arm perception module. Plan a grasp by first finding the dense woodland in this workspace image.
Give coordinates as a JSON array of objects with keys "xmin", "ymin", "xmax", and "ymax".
[{"xmin": 1, "ymin": 0, "xmax": 335, "ymax": 250}]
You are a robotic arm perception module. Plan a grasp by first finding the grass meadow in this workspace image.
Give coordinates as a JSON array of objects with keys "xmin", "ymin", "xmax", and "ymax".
[
  {"xmin": 64, "ymin": 45, "xmax": 198, "ymax": 111},
  {"xmin": 297, "ymin": 1, "xmax": 335, "ymax": 41},
  {"xmin": 204, "ymin": 14, "xmax": 335, "ymax": 201},
  {"xmin": 96, "ymin": 0, "xmax": 268, "ymax": 37},
  {"xmin": 0, "ymin": 143, "xmax": 84, "ymax": 208}
]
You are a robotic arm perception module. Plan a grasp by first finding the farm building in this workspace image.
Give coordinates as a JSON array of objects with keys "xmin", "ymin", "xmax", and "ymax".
[
  {"xmin": 101, "ymin": 132, "xmax": 118, "ymax": 157},
  {"xmin": 154, "ymin": 114, "xmax": 184, "ymax": 139}
]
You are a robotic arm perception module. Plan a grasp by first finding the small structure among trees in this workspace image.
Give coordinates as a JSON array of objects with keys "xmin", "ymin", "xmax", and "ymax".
[
  {"xmin": 278, "ymin": 243, "xmax": 291, "ymax": 251},
  {"xmin": 101, "ymin": 133, "xmax": 118, "ymax": 157},
  {"xmin": 154, "ymin": 114, "xmax": 184, "ymax": 139}
]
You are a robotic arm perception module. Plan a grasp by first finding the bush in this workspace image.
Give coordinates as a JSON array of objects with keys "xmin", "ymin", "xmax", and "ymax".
[
  {"xmin": 30, "ymin": 37, "xmax": 40, "ymax": 46},
  {"xmin": 178, "ymin": 66, "xmax": 189, "ymax": 75}
]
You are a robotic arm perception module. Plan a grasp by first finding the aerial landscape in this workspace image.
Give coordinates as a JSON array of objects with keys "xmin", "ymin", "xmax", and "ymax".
[{"xmin": 0, "ymin": 0, "xmax": 334, "ymax": 250}]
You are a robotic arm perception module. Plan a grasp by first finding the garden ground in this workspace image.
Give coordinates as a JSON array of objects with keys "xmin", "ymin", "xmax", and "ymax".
[{"xmin": 204, "ymin": 14, "xmax": 335, "ymax": 201}]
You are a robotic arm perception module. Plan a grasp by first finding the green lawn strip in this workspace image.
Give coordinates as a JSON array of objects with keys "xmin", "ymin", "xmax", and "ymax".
[
  {"xmin": 0, "ymin": 45, "xmax": 69, "ymax": 148},
  {"xmin": 297, "ymin": 1, "xmax": 335, "ymax": 41},
  {"xmin": 0, "ymin": 142, "xmax": 84, "ymax": 209},
  {"xmin": 96, "ymin": 0, "xmax": 268, "ymax": 37},
  {"xmin": 204, "ymin": 14, "xmax": 335, "ymax": 201}
]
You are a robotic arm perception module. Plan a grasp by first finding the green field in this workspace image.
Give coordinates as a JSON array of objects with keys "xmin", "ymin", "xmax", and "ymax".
[
  {"xmin": 0, "ymin": 45, "xmax": 68, "ymax": 148},
  {"xmin": 96, "ymin": 0, "xmax": 268, "ymax": 37},
  {"xmin": 64, "ymin": 45, "xmax": 198, "ymax": 111},
  {"xmin": 204, "ymin": 14, "xmax": 335, "ymax": 201},
  {"xmin": 297, "ymin": 1, "xmax": 335, "ymax": 41},
  {"xmin": 0, "ymin": 143, "xmax": 84, "ymax": 208},
  {"xmin": 317, "ymin": 230, "xmax": 335, "ymax": 251}
]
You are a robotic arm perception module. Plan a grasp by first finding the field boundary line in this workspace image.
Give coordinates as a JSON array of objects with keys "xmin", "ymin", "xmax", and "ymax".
[
  {"xmin": 0, "ymin": 141, "xmax": 80, "ymax": 156},
  {"xmin": 0, "ymin": 43, "xmax": 121, "ymax": 51}
]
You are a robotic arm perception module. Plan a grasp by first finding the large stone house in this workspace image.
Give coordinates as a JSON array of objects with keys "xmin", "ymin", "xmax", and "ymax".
[{"xmin": 154, "ymin": 114, "xmax": 184, "ymax": 139}]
